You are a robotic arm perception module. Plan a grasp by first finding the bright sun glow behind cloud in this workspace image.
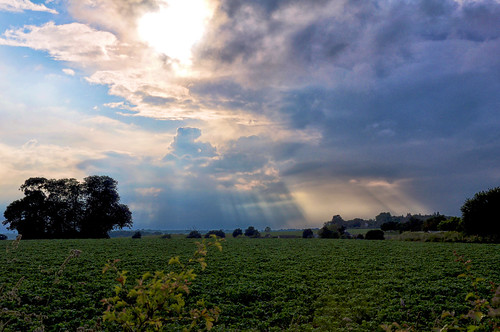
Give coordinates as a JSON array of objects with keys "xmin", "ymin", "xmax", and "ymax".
[{"xmin": 137, "ymin": 0, "xmax": 213, "ymax": 66}]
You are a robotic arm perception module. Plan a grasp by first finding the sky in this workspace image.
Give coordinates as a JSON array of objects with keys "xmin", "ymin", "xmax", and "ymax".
[{"xmin": 1, "ymin": 0, "xmax": 500, "ymax": 232}]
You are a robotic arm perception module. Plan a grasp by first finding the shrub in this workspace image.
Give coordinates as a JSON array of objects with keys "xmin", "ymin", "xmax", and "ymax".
[
  {"xmin": 205, "ymin": 230, "xmax": 226, "ymax": 238},
  {"xmin": 0, "ymin": 234, "xmax": 7, "ymax": 240},
  {"xmin": 160, "ymin": 234, "xmax": 172, "ymax": 239},
  {"xmin": 232, "ymin": 228, "xmax": 243, "ymax": 238},
  {"xmin": 302, "ymin": 228, "xmax": 314, "ymax": 238},
  {"xmin": 187, "ymin": 230, "xmax": 202, "ymax": 238},
  {"xmin": 356, "ymin": 234, "xmax": 364, "ymax": 240},
  {"xmin": 365, "ymin": 230, "xmax": 384, "ymax": 240},
  {"xmin": 131, "ymin": 231, "xmax": 142, "ymax": 239}
]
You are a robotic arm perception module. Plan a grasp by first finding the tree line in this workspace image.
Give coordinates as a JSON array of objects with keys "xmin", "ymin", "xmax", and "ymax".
[
  {"xmin": 316, "ymin": 187, "xmax": 500, "ymax": 241},
  {"xmin": 2, "ymin": 176, "xmax": 132, "ymax": 239}
]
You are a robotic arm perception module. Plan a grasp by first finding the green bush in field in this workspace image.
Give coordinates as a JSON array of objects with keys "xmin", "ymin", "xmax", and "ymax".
[
  {"xmin": 232, "ymin": 228, "xmax": 242, "ymax": 238},
  {"xmin": 0, "ymin": 234, "xmax": 6, "ymax": 241},
  {"xmin": 302, "ymin": 229, "xmax": 314, "ymax": 238},
  {"xmin": 365, "ymin": 229, "xmax": 384, "ymax": 240},
  {"xmin": 244, "ymin": 226, "xmax": 260, "ymax": 238},
  {"xmin": 186, "ymin": 230, "xmax": 202, "ymax": 238},
  {"xmin": 204, "ymin": 230, "xmax": 225, "ymax": 238},
  {"xmin": 101, "ymin": 236, "xmax": 223, "ymax": 331}
]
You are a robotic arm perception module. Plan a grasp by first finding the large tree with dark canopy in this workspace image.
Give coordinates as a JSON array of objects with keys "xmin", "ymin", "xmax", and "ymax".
[
  {"xmin": 3, "ymin": 176, "xmax": 132, "ymax": 239},
  {"xmin": 461, "ymin": 187, "xmax": 500, "ymax": 239}
]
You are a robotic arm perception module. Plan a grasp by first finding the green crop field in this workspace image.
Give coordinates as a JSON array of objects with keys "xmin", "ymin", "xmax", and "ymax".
[{"xmin": 1, "ymin": 237, "xmax": 499, "ymax": 331}]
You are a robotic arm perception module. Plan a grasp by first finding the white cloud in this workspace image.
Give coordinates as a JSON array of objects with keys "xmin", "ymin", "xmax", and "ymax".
[
  {"xmin": 0, "ymin": 0, "xmax": 58, "ymax": 14},
  {"xmin": 0, "ymin": 22, "xmax": 118, "ymax": 64},
  {"xmin": 135, "ymin": 187, "xmax": 163, "ymax": 197},
  {"xmin": 62, "ymin": 68, "xmax": 75, "ymax": 76}
]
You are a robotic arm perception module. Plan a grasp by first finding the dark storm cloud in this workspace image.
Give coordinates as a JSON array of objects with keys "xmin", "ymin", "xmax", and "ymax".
[
  {"xmin": 190, "ymin": 0, "xmax": 500, "ymax": 218},
  {"xmin": 189, "ymin": 80, "xmax": 268, "ymax": 112}
]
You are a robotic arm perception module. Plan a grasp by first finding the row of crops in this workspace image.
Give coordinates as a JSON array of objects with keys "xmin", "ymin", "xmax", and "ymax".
[{"xmin": 1, "ymin": 237, "xmax": 499, "ymax": 331}]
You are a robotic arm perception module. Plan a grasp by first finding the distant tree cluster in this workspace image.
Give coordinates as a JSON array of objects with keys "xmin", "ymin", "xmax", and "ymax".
[
  {"xmin": 204, "ymin": 230, "xmax": 226, "ymax": 238},
  {"xmin": 379, "ymin": 213, "xmax": 460, "ymax": 233},
  {"xmin": 187, "ymin": 230, "xmax": 202, "ymax": 238},
  {"xmin": 318, "ymin": 218, "xmax": 347, "ymax": 239},
  {"xmin": 229, "ymin": 226, "xmax": 263, "ymax": 238},
  {"xmin": 186, "ymin": 227, "xmax": 263, "ymax": 239},
  {"xmin": 315, "ymin": 219, "xmax": 382, "ymax": 240},
  {"xmin": 244, "ymin": 226, "xmax": 260, "ymax": 238},
  {"xmin": 0, "ymin": 234, "xmax": 7, "ymax": 240},
  {"xmin": 2, "ymin": 176, "xmax": 132, "ymax": 239},
  {"xmin": 326, "ymin": 212, "xmax": 450, "ymax": 229}
]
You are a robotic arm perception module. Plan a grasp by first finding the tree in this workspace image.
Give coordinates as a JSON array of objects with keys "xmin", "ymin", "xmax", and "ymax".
[
  {"xmin": 375, "ymin": 212, "xmax": 392, "ymax": 225},
  {"xmin": 79, "ymin": 176, "xmax": 132, "ymax": 238},
  {"xmin": 3, "ymin": 176, "xmax": 132, "ymax": 239},
  {"xmin": 232, "ymin": 228, "xmax": 243, "ymax": 238},
  {"xmin": 302, "ymin": 228, "xmax": 314, "ymax": 238},
  {"xmin": 205, "ymin": 230, "xmax": 225, "ymax": 238},
  {"xmin": 318, "ymin": 225, "xmax": 338, "ymax": 238},
  {"xmin": 437, "ymin": 217, "xmax": 462, "ymax": 232},
  {"xmin": 264, "ymin": 226, "xmax": 271, "ymax": 233},
  {"xmin": 423, "ymin": 214, "xmax": 446, "ymax": 232},
  {"xmin": 187, "ymin": 230, "xmax": 202, "ymax": 238},
  {"xmin": 461, "ymin": 187, "xmax": 500, "ymax": 238},
  {"xmin": 132, "ymin": 231, "xmax": 142, "ymax": 239},
  {"xmin": 365, "ymin": 229, "xmax": 385, "ymax": 240},
  {"xmin": 0, "ymin": 234, "xmax": 7, "ymax": 240},
  {"xmin": 318, "ymin": 221, "xmax": 345, "ymax": 239},
  {"xmin": 380, "ymin": 221, "xmax": 400, "ymax": 232},
  {"xmin": 400, "ymin": 216, "xmax": 423, "ymax": 232},
  {"xmin": 4, "ymin": 177, "xmax": 49, "ymax": 239},
  {"xmin": 244, "ymin": 226, "xmax": 260, "ymax": 238}
]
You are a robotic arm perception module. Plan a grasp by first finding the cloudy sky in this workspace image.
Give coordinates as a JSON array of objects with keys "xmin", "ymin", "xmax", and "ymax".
[{"xmin": 1, "ymin": 0, "xmax": 499, "ymax": 232}]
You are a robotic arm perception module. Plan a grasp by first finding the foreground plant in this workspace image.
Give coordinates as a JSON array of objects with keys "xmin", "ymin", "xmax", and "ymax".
[
  {"xmin": 435, "ymin": 253, "xmax": 499, "ymax": 331},
  {"xmin": 101, "ymin": 236, "xmax": 223, "ymax": 331},
  {"xmin": 381, "ymin": 252, "xmax": 500, "ymax": 332}
]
